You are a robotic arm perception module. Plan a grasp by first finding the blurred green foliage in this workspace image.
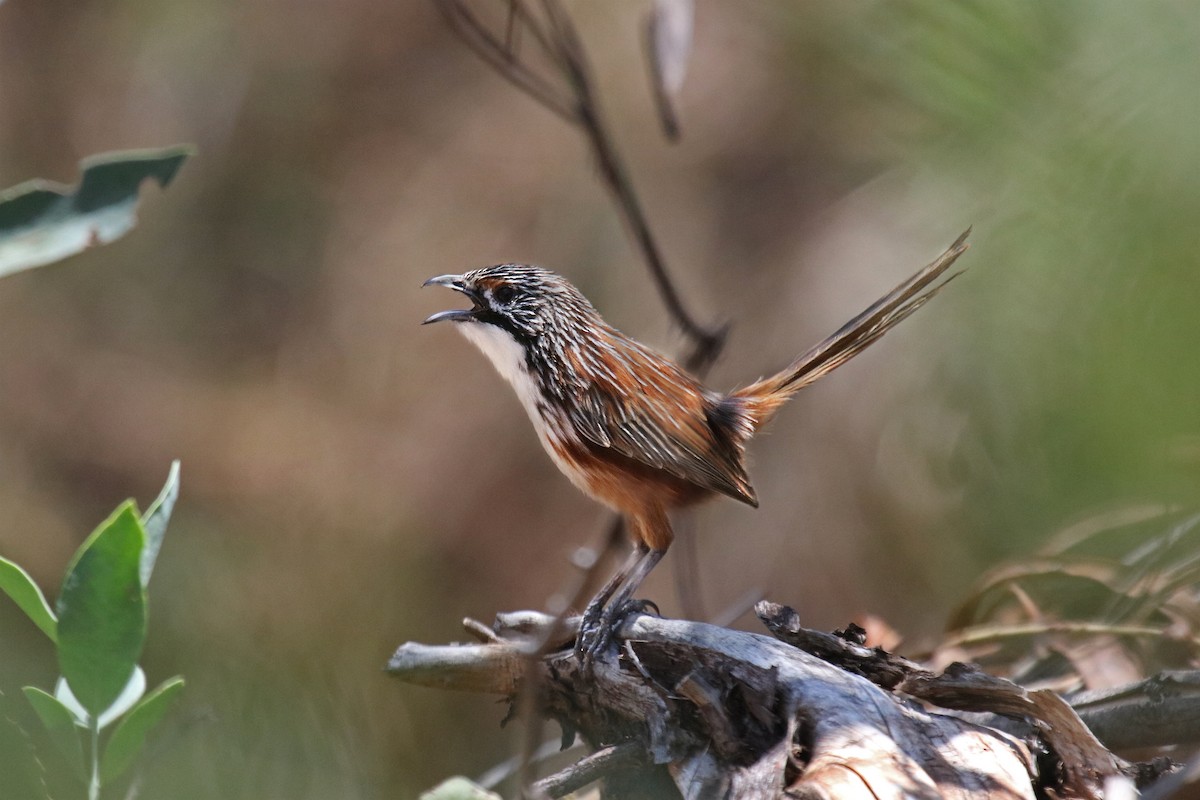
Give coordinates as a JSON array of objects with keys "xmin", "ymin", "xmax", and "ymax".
[{"xmin": 870, "ymin": 1, "xmax": 1200, "ymax": 552}]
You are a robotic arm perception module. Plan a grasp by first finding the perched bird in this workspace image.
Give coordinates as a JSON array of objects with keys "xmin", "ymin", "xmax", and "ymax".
[{"xmin": 423, "ymin": 230, "xmax": 970, "ymax": 658}]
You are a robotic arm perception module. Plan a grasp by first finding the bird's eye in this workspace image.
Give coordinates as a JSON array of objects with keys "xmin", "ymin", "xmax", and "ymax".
[{"xmin": 493, "ymin": 284, "xmax": 516, "ymax": 304}]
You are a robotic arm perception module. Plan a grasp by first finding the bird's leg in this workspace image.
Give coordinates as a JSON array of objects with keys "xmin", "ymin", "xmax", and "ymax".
[
  {"xmin": 580, "ymin": 547, "xmax": 665, "ymax": 664},
  {"xmin": 576, "ymin": 542, "xmax": 647, "ymax": 660}
]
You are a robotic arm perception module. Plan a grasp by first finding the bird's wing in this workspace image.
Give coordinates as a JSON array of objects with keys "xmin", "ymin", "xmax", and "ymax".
[{"xmin": 564, "ymin": 338, "xmax": 757, "ymax": 506}]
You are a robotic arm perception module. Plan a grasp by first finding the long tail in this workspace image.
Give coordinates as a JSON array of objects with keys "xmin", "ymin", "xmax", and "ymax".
[{"xmin": 730, "ymin": 229, "xmax": 971, "ymax": 429}]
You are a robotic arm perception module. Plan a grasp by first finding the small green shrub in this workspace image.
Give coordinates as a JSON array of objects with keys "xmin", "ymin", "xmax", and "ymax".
[{"xmin": 1, "ymin": 462, "xmax": 184, "ymax": 800}]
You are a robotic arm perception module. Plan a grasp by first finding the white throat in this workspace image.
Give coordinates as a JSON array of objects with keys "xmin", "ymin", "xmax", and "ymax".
[
  {"xmin": 456, "ymin": 321, "xmax": 544, "ymax": 421},
  {"xmin": 454, "ymin": 319, "xmax": 604, "ymax": 505}
]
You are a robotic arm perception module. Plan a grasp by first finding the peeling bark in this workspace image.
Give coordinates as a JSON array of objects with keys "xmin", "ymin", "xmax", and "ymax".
[{"xmin": 388, "ymin": 605, "xmax": 1174, "ymax": 799}]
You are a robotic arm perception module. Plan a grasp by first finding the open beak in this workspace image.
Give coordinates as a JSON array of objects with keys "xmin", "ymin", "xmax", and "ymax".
[{"xmin": 422, "ymin": 274, "xmax": 481, "ymax": 324}]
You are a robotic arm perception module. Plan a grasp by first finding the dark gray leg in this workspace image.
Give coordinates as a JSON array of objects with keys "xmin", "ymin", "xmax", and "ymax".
[
  {"xmin": 576, "ymin": 543, "xmax": 647, "ymax": 660},
  {"xmin": 580, "ymin": 547, "xmax": 665, "ymax": 665}
]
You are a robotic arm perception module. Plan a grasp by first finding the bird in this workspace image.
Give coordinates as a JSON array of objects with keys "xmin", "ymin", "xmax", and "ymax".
[{"xmin": 423, "ymin": 229, "xmax": 970, "ymax": 659}]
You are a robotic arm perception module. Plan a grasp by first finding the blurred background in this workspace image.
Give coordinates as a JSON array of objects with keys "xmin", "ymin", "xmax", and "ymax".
[{"xmin": 2, "ymin": 0, "xmax": 1199, "ymax": 796}]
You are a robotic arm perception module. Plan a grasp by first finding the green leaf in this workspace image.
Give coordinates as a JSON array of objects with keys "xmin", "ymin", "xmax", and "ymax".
[
  {"xmin": 23, "ymin": 686, "xmax": 87, "ymax": 783},
  {"xmin": 56, "ymin": 502, "xmax": 147, "ymax": 716},
  {"xmin": 0, "ymin": 690, "xmax": 49, "ymax": 799},
  {"xmin": 0, "ymin": 145, "xmax": 193, "ymax": 278},
  {"xmin": 0, "ymin": 557, "xmax": 57, "ymax": 641},
  {"xmin": 139, "ymin": 460, "xmax": 180, "ymax": 586},
  {"xmin": 99, "ymin": 677, "xmax": 184, "ymax": 783}
]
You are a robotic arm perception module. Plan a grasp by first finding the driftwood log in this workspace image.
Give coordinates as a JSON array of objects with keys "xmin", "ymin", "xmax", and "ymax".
[{"xmin": 389, "ymin": 602, "xmax": 1174, "ymax": 799}]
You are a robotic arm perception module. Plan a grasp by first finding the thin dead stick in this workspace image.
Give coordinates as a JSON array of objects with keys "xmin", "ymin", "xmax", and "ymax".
[
  {"xmin": 435, "ymin": 0, "xmax": 577, "ymax": 121},
  {"xmin": 539, "ymin": 0, "xmax": 726, "ymax": 371},
  {"xmin": 477, "ymin": 737, "xmax": 584, "ymax": 791},
  {"xmin": 671, "ymin": 514, "xmax": 706, "ymax": 623},
  {"xmin": 710, "ymin": 587, "xmax": 765, "ymax": 628},
  {"xmin": 940, "ymin": 621, "xmax": 1177, "ymax": 651},
  {"xmin": 434, "ymin": 0, "xmax": 726, "ymax": 371},
  {"xmin": 532, "ymin": 742, "xmax": 647, "ymax": 798}
]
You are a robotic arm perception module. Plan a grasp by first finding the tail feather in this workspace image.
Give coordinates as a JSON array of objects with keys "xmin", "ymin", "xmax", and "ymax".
[{"xmin": 731, "ymin": 229, "xmax": 971, "ymax": 428}]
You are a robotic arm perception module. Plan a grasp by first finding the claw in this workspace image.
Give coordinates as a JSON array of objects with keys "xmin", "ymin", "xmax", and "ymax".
[
  {"xmin": 574, "ymin": 599, "xmax": 615, "ymax": 668},
  {"xmin": 575, "ymin": 597, "xmax": 658, "ymax": 669},
  {"xmin": 580, "ymin": 624, "xmax": 615, "ymax": 667},
  {"xmin": 623, "ymin": 598, "xmax": 659, "ymax": 617}
]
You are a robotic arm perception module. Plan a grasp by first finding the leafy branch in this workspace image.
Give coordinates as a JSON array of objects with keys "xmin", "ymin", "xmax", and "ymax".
[{"xmin": 1, "ymin": 464, "xmax": 185, "ymax": 800}]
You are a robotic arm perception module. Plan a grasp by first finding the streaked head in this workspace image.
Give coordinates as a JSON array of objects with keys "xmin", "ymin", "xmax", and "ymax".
[
  {"xmin": 422, "ymin": 264, "xmax": 594, "ymax": 341},
  {"xmin": 423, "ymin": 263, "xmax": 604, "ymax": 418}
]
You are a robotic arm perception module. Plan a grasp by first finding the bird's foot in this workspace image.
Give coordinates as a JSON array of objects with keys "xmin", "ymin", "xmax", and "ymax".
[{"xmin": 574, "ymin": 598, "xmax": 660, "ymax": 669}]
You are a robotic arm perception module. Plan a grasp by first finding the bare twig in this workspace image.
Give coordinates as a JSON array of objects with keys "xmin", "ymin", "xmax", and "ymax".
[
  {"xmin": 939, "ymin": 621, "xmax": 1178, "ymax": 651},
  {"xmin": 435, "ymin": 0, "xmax": 577, "ymax": 122},
  {"xmin": 476, "ymin": 737, "xmax": 582, "ymax": 791},
  {"xmin": 532, "ymin": 742, "xmax": 647, "ymax": 798},
  {"xmin": 756, "ymin": 600, "xmax": 926, "ymax": 690},
  {"xmin": 434, "ymin": 0, "xmax": 726, "ymax": 371},
  {"xmin": 710, "ymin": 586, "xmax": 765, "ymax": 628},
  {"xmin": 463, "ymin": 616, "xmax": 502, "ymax": 643},
  {"xmin": 671, "ymin": 514, "xmax": 706, "ymax": 621},
  {"xmin": 1070, "ymin": 670, "xmax": 1200, "ymax": 750}
]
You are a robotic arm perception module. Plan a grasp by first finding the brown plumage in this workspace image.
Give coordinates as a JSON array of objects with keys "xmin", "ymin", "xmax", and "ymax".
[{"xmin": 423, "ymin": 229, "xmax": 970, "ymax": 657}]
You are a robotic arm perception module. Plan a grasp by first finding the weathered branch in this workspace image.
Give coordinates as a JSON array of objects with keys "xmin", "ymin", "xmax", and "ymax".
[
  {"xmin": 390, "ymin": 605, "xmax": 1182, "ymax": 798},
  {"xmin": 757, "ymin": 600, "xmax": 1138, "ymax": 796},
  {"xmin": 1069, "ymin": 670, "xmax": 1200, "ymax": 750}
]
